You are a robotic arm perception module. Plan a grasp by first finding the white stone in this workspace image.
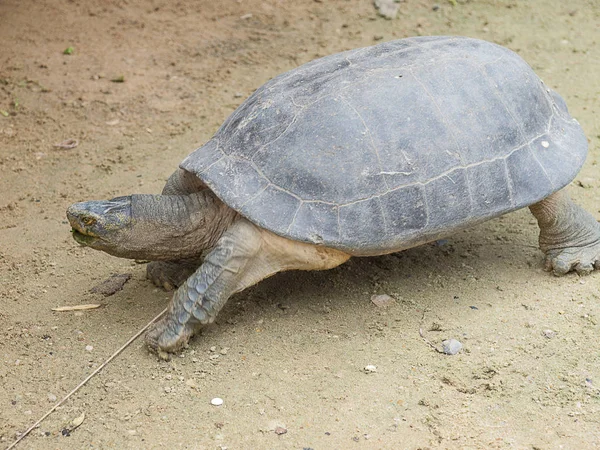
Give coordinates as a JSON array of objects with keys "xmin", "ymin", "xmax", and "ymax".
[{"xmin": 442, "ymin": 339, "xmax": 463, "ymax": 355}]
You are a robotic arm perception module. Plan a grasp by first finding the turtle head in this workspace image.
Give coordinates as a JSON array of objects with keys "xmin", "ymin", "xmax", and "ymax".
[
  {"xmin": 67, "ymin": 192, "xmax": 237, "ymax": 260},
  {"xmin": 67, "ymin": 196, "xmax": 136, "ymax": 257}
]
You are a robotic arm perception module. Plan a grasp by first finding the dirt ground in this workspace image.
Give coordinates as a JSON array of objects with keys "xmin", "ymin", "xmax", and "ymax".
[{"xmin": 1, "ymin": 0, "xmax": 599, "ymax": 448}]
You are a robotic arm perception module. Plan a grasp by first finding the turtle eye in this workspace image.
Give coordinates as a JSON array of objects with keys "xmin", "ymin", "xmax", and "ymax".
[{"xmin": 82, "ymin": 217, "xmax": 96, "ymax": 226}]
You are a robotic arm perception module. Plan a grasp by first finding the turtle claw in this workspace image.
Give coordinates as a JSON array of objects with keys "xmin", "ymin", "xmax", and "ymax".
[
  {"xmin": 543, "ymin": 243, "xmax": 600, "ymax": 276},
  {"xmin": 145, "ymin": 316, "xmax": 198, "ymax": 354}
]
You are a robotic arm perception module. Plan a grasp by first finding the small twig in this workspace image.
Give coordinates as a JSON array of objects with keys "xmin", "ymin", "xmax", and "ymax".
[
  {"xmin": 51, "ymin": 304, "xmax": 101, "ymax": 312},
  {"xmin": 6, "ymin": 308, "xmax": 167, "ymax": 450},
  {"xmin": 53, "ymin": 138, "xmax": 79, "ymax": 149},
  {"xmin": 418, "ymin": 309, "xmax": 443, "ymax": 354}
]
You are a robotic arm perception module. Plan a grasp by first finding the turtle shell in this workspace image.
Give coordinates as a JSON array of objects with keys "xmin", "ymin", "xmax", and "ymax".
[{"xmin": 180, "ymin": 36, "xmax": 587, "ymax": 256}]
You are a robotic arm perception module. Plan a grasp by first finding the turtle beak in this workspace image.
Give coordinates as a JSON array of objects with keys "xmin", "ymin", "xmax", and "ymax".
[
  {"xmin": 67, "ymin": 203, "xmax": 102, "ymax": 246},
  {"xmin": 70, "ymin": 229, "xmax": 100, "ymax": 246}
]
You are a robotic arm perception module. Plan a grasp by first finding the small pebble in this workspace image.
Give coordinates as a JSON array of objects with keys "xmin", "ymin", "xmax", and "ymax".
[
  {"xmin": 363, "ymin": 364, "xmax": 377, "ymax": 373},
  {"xmin": 374, "ymin": 0, "xmax": 400, "ymax": 19},
  {"xmin": 542, "ymin": 329, "xmax": 557, "ymax": 339},
  {"xmin": 371, "ymin": 294, "xmax": 395, "ymax": 308},
  {"xmin": 47, "ymin": 393, "xmax": 57, "ymax": 403},
  {"xmin": 85, "ymin": 345, "xmax": 93, "ymax": 352},
  {"xmin": 211, "ymin": 397, "xmax": 224, "ymax": 406},
  {"xmin": 442, "ymin": 339, "xmax": 463, "ymax": 355}
]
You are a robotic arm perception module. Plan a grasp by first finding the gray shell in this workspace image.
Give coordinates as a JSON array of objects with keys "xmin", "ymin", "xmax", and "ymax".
[{"xmin": 181, "ymin": 36, "xmax": 587, "ymax": 256}]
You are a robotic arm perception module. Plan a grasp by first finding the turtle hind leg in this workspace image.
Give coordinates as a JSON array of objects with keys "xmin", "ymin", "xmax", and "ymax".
[
  {"xmin": 145, "ymin": 218, "xmax": 350, "ymax": 353},
  {"xmin": 146, "ymin": 259, "xmax": 203, "ymax": 291},
  {"xmin": 529, "ymin": 190, "xmax": 600, "ymax": 276}
]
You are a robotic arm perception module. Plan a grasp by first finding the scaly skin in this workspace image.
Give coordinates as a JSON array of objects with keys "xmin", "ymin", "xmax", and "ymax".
[
  {"xmin": 530, "ymin": 190, "xmax": 600, "ymax": 275},
  {"xmin": 144, "ymin": 219, "xmax": 268, "ymax": 352}
]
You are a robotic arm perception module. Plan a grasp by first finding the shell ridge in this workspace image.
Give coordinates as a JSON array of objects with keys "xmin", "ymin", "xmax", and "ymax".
[
  {"xmin": 250, "ymin": 109, "xmax": 300, "ymax": 164},
  {"xmin": 238, "ymin": 183, "xmax": 270, "ymax": 208},
  {"xmin": 285, "ymin": 202, "xmax": 304, "ymax": 234},
  {"xmin": 501, "ymin": 159, "xmax": 516, "ymax": 207},
  {"xmin": 408, "ymin": 67, "xmax": 466, "ymax": 166},
  {"xmin": 477, "ymin": 61, "xmax": 556, "ymax": 188},
  {"xmin": 527, "ymin": 144, "xmax": 555, "ymax": 189},
  {"xmin": 478, "ymin": 60, "xmax": 560, "ymax": 192},
  {"xmin": 340, "ymin": 95, "xmax": 390, "ymax": 191},
  {"xmin": 335, "ymin": 129, "xmax": 550, "ymax": 209},
  {"xmin": 246, "ymin": 107, "xmax": 301, "ymax": 161}
]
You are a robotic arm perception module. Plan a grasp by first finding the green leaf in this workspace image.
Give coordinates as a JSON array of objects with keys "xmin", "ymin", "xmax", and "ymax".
[{"xmin": 63, "ymin": 47, "xmax": 74, "ymax": 55}]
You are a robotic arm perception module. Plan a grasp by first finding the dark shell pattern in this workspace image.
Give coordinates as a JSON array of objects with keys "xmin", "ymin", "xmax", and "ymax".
[{"xmin": 181, "ymin": 36, "xmax": 587, "ymax": 255}]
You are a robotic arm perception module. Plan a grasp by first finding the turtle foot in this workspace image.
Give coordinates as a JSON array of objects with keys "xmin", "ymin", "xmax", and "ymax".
[
  {"xmin": 145, "ymin": 316, "xmax": 199, "ymax": 353},
  {"xmin": 543, "ymin": 242, "xmax": 600, "ymax": 276},
  {"xmin": 530, "ymin": 191, "xmax": 600, "ymax": 277},
  {"xmin": 146, "ymin": 261, "xmax": 199, "ymax": 291}
]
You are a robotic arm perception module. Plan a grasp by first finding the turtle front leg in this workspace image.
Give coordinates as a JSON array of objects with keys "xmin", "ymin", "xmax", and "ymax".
[
  {"xmin": 145, "ymin": 218, "xmax": 350, "ymax": 353},
  {"xmin": 529, "ymin": 190, "xmax": 600, "ymax": 275}
]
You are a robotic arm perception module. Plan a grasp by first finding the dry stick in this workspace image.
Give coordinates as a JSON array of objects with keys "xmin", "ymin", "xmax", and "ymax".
[{"xmin": 6, "ymin": 308, "xmax": 167, "ymax": 450}]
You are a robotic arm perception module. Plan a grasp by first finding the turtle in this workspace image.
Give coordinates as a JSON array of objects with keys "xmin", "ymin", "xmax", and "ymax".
[{"xmin": 66, "ymin": 36, "xmax": 600, "ymax": 354}]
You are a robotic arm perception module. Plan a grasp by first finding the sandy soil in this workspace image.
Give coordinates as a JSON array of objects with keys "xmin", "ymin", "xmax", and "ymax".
[{"xmin": 1, "ymin": 0, "xmax": 599, "ymax": 448}]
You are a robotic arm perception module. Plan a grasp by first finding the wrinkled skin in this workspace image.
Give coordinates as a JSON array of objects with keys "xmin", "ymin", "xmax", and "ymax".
[
  {"xmin": 67, "ymin": 191, "xmax": 238, "ymax": 261},
  {"xmin": 529, "ymin": 191, "xmax": 600, "ymax": 275}
]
